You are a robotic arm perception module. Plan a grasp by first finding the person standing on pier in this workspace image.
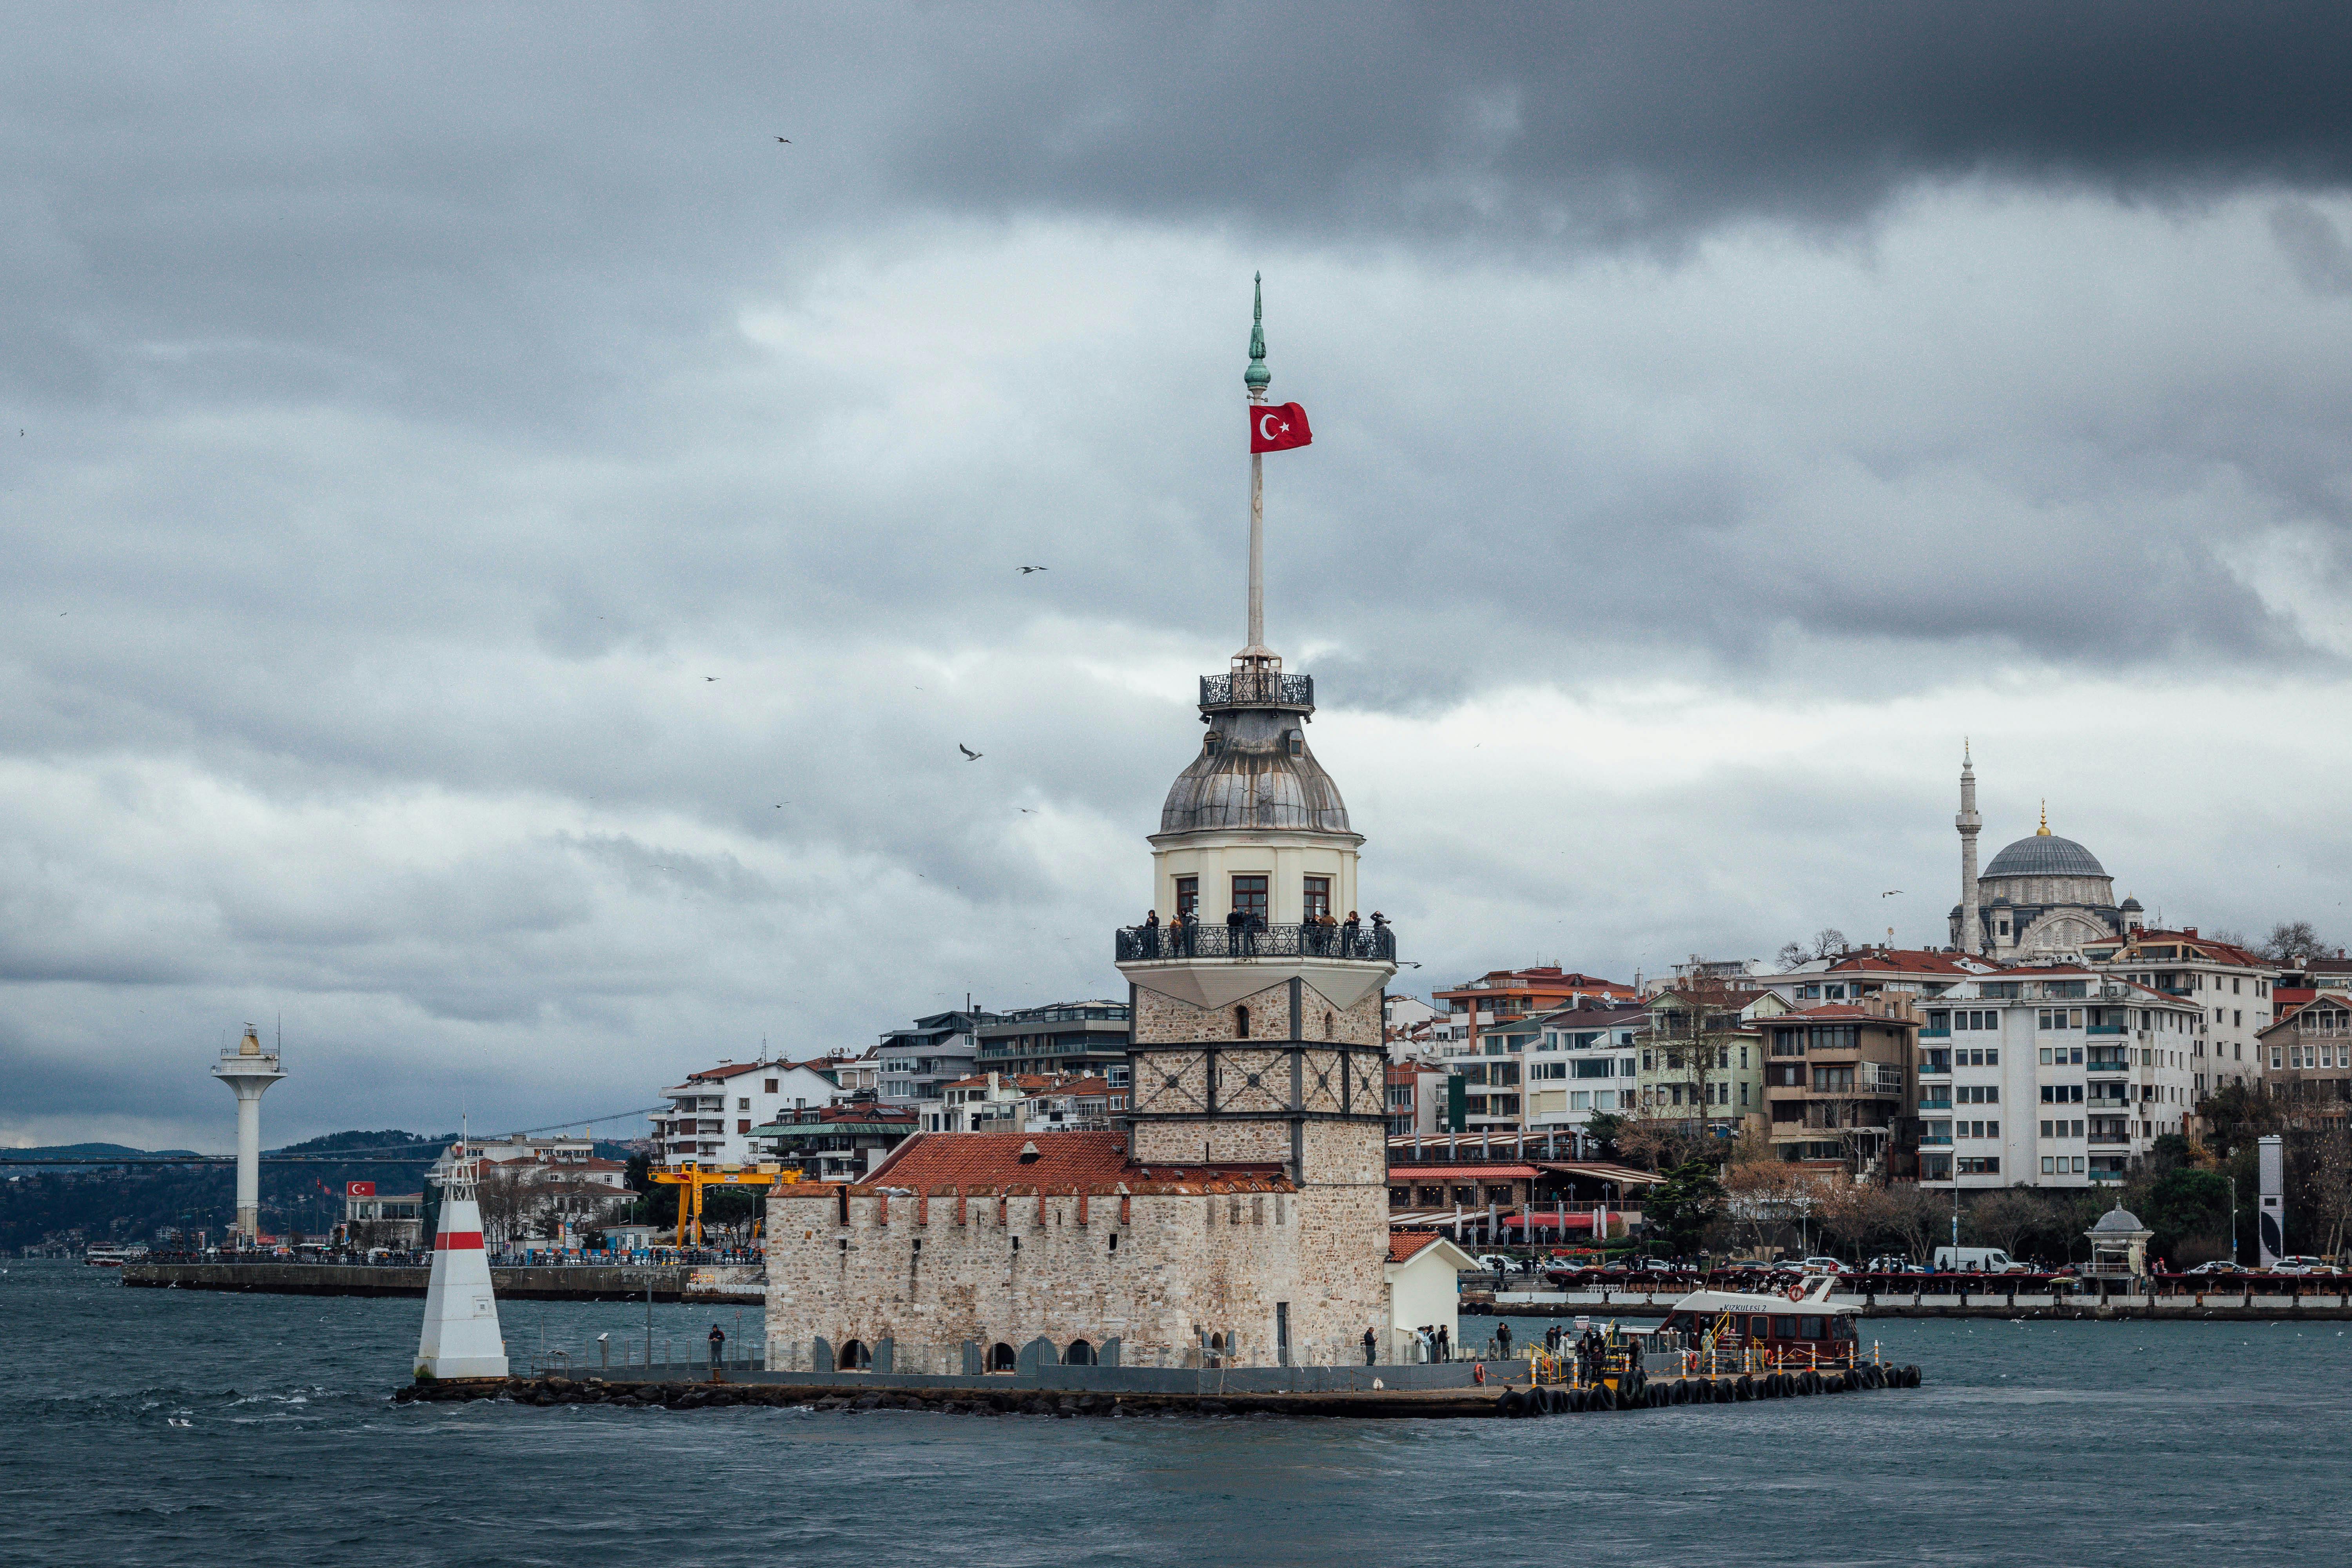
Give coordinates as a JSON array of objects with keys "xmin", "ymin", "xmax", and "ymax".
[
  {"xmin": 1362, "ymin": 1326, "xmax": 1377, "ymax": 1366},
  {"xmin": 707, "ymin": 1323, "xmax": 725, "ymax": 1370},
  {"xmin": 1495, "ymin": 1319, "xmax": 1513, "ymax": 1362}
]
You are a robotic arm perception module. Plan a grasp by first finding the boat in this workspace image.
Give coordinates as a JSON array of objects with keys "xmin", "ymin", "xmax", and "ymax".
[
  {"xmin": 84, "ymin": 1243, "xmax": 149, "ymax": 1267},
  {"xmin": 1653, "ymin": 1272, "xmax": 1867, "ymax": 1372}
]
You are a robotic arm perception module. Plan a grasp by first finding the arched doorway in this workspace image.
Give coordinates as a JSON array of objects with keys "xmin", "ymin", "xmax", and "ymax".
[
  {"xmin": 838, "ymin": 1338, "xmax": 872, "ymax": 1370},
  {"xmin": 988, "ymin": 1341, "xmax": 1017, "ymax": 1372},
  {"xmin": 1065, "ymin": 1339, "xmax": 1095, "ymax": 1365}
]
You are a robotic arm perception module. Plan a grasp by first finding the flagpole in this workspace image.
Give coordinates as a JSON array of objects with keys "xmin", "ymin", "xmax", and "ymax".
[{"xmin": 1243, "ymin": 272, "xmax": 1271, "ymax": 663}]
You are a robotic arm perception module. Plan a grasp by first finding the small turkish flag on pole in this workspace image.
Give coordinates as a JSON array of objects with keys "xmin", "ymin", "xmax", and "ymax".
[{"xmin": 1249, "ymin": 402, "xmax": 1312, "ymax": 453}]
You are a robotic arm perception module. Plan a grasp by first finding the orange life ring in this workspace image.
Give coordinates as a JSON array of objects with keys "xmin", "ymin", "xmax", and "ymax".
[
  {"xmin": 1786, "ymin": 1285, "xmax": 1805, "ymax": 1301},
  {"xmin": 1473, "ymin": 1361, "xmax": 1486, "ymax": 1386}
]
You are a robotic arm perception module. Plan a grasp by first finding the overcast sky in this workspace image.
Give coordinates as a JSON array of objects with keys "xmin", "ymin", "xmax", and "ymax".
[{"xmin": 9, "ymin": 3, "xmax": 2352, "ymax": 1150}]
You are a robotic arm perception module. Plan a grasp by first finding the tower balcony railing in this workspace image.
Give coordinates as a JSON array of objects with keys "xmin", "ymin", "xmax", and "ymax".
[
  {"xmin": 1116, "ymin": 921, "xmax": 1394, "ymax": 964},
  {"xmin": 1199, "ymin": 671, "xmax": 1314, "ymax": 711}
]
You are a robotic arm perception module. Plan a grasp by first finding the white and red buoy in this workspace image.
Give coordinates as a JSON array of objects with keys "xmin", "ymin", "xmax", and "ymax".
[{"xmin": 416, "ymin": 1140, "xmax": 508, "ymax": 1379}]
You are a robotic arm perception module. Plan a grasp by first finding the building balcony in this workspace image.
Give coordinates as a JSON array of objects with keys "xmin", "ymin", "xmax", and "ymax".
[
  {"xmin": 2086, "ymin": 1025, "xmax": 2128, "ymax": 1036},
  {"xmin": 1116, "ymin": 922, "xmax": 1396, "ymax": 964},
  {"xmin": 1919, "ymin": 1027, "xmax": 1951, "ymax": 1038},
  {"xmin": 1917, "ymin": 1097, "xmax": 1951, "ymax": 1111},
  {"xmin": 2086, "ymin": 1059, "xmax": 2131, "ymax": 1075},
  {"xmin": 1918, "ymin": 1134, "xmax": 1952, "ymax": 1146},
  {"xmin": 1199, "ymin": 671, "xmax": 1314, "ymax": 712}
]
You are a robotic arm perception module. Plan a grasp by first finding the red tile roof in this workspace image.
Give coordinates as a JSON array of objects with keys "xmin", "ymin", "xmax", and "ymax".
[
  {"xmin": 863, "ymin": 1131, "xmax": 1290, "ymax": 1194},
  {"xmin": 1388, "ymin": 1230, "xmax": 1443, "ymax": 1264},
  {"xmin": 1821, "ymin": 949, "xmax": 1999, "ymax": 975}
]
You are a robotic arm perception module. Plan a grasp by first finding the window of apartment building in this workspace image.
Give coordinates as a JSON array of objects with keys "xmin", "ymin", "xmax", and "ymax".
[
  {"xmin": 1770, "ymin": 1029, "xmax": 1803, "ymax": 1057},
  {"xmin": 764, "ymin": 1079, "xmax": 778, "ymax": 1094},
  {"xmin": 1958, "ymin": 1084, "xmax": 1998, "ymax": 1103},
  {"xmin": 1811, "ymin": 1066, "xmax": 1856, "ymax": 1093},
  {"xmin": 737, "ymin": 1119, "xmax": 751, "ymax": 1134},
  {"xmin": 1302, "ymin": 875, "xmax": 1331, "ymax": 922}
]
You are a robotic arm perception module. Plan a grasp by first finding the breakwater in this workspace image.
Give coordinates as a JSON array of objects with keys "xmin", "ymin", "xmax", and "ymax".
[
  {"xmin": 394, "ymin": 1362, "xmax": 1922, "ymax": 1418},
  {"xmin": 119, "ymin": 1261, "xmax": 764, "ymax": 1303}
]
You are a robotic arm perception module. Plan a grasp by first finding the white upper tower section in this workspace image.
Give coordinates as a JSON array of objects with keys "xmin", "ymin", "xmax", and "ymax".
[{"xmin": 211, "ymin": 1025, "xmax": 285, "ymax": 1242}]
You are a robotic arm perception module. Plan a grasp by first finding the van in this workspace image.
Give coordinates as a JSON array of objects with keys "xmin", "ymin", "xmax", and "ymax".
[{"xmin": 1932, "ymin": 1246, "xmax": 2029, "ymax": 1273}]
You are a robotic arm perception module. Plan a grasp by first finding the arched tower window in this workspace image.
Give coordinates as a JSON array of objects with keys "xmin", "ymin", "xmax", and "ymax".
[
  {"xmin": 1325, "ymin": 1011, "xmax": 1335, "ymax": 1040},
  {"xmin": 1235, "ymin": 1006, "xmax": 1250, "ymax": 1039}
]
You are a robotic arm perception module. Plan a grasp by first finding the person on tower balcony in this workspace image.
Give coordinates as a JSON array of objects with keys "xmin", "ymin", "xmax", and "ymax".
[
  {"xmin": 1342, "ymin": 911, "xmax": 1361, "ymax": 957},
  {"xmin": 1141, "ymin": 909, "xmax": 1160, "ymax": 958},
  {"xmin": 1371, "ymin": 911, "xmax": 1389, "ymax": 955},
  {"xmin": 1226, "ymin": 904, "xmax": 1244, "ymax": 955}
]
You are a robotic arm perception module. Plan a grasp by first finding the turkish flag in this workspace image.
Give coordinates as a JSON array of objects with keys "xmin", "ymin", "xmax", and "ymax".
[
  {"xmin": 1249, "ymin": 403, "xmax": 1312, "ymax": 453},
  {"xmin": 347, "ymin": 1181, "xmax": 376, "ymax": 1197}
]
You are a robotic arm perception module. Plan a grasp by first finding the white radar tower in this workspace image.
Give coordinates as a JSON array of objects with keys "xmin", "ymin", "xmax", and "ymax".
[{"xmin": 211, "ymin": 1025, "xmax": 286, "ymax": 1243}]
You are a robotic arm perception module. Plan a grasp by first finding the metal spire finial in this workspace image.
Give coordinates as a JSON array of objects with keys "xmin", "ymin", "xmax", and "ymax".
[
  {"xmin": 1244, "ymin": 272, "xmax": 1270, "ymax": 401},
  {"xmin": 2038, "ymin": 799, "xmax": 2050, "ymax": 836}
]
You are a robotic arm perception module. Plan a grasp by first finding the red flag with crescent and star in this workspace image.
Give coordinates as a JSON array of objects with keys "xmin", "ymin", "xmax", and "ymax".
[{"xmin": 1249, "ymin": 402, "xmax": 1312, "ymax": 453}]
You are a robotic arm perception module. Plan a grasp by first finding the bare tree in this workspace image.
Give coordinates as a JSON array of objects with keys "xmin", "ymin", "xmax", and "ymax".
[
  {"xmin": 2261, "ymin": 921, "xmax": 2327, "ymax": 964},
  {"xmin": 1811, "ymin": 928, "xmax": 1849, "ymax": 960},
  {"xmin": 1883, "ymin": 1185, "xmax": 1947, "ymax": 1264},
  {"xmin": 1965, "ymin": 1187, "xmax": 2049, "ymax": 1261},
  {"xmin": 2308, "ymin": 1129, "xmax": 2352, "ymax": 1263},
  {"xmin": 1815, "ymin": 1181, "xmax": 1895, "ymax": 1263},
  {"xmin": 1775, "ymin": 941, "xmax": 1809, "ymax": 970},
  {"xmin": 1722, "ymin": 1160, "xmax": 1804, "ymax": 1257}
]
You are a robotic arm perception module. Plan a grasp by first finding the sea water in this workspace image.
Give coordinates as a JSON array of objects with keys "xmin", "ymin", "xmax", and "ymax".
[{"xmin": 2, "ymin": 1261, "xmax": 2345, "ymax": 1566}]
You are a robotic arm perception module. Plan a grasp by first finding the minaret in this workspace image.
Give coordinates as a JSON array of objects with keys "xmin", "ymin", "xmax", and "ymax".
[
  {"xmin": 211, "ymin": 1025, "xmax": 286, "ymax": 1243},
  {"xmin": 1956, "ymin": 741, "xmax": 1982, "ymax": 956},
  {"xmin": 1113, "ymin": 277, "xmax": 1393, "ymax": 1353}
]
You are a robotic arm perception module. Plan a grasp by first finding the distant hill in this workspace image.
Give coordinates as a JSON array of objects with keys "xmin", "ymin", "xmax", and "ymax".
[{"xmin": 4, "ymin": 1143, "xmax": 201, "ymax": 1161}]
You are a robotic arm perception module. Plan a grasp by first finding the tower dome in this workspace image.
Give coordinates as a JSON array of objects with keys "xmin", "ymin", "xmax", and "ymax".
[{"xmin": 1161, "ymin": 680, "xmax": 1349, "ymax": 833}]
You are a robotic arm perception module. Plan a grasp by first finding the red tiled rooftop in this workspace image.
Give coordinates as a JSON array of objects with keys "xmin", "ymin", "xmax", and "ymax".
[{"xmin": 1388, "ymin": 1229, "xmax": 1443, "ymax": 1264}]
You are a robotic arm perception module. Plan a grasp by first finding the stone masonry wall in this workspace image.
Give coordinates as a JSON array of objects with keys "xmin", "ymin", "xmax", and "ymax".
[{"xmin": 762, "ymin": 1185, "xmax": 1382, "ymax": 1367}]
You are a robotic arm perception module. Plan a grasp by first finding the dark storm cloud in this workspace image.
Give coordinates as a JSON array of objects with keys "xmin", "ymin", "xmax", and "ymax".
[{"xmin": 893, "ymin": 3, "xmax": 2352, "ymax": 240}]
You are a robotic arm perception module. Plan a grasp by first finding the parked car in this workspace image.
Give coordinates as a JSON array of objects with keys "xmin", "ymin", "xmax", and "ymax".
[
  {"xmin": 2184, "ymin": 1260, "xmax": 2245, "ymax": 1275},
  {"xmin": 1797, "ymin": 1257, "xmax": 1847, "ymax": 1273},
  {"xmin": 2273, "ymin": 1256, "xmax": 2342, "ymax": 1275},
  {"xmin": 1475, "ymin": 1254, "xmax": 1514, "ymax": 1274}
]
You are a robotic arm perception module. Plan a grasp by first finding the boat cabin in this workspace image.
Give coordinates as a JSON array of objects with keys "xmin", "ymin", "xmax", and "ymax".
[{"xmin": 1657, "ymin": 1276, "xmax": 1863, "ymax": 1365}]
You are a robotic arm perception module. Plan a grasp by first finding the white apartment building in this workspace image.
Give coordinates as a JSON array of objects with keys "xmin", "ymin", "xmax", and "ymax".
[
  {"xmin": 1916, "ymin": 966, "xmax": 2205, "ymax": 1193},
  {"xmin": 1523, "ymin": 1006, "xmax": 1650, "ymax": 1132},
  {"xmin": 2078, "ymin": 927, "xmax": 2276, "ymax": 1095},
  {"xmin": 650, "ymin": 1058, "xmax": 851, "ymax": 1167}
]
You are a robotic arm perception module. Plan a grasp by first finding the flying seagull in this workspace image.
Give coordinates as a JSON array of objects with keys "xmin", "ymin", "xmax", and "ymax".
[
  {"xmin": 776, "ymin": 137, "xmax": 791, "ymax": 143},
  {"xmin": 1018, "ymin": 565, "xmax": 1047, "ymax": 573},
  {"xmin": 958, "ymin": 744, "xmax": 982, "ymax": 761},
  {"xmin": 1881, "ymin": 889, "xmax": 1904, "ymax": 897},
  {"xmin": 702, "ymin": 676, "xmax": 719, "ymax": 682}
]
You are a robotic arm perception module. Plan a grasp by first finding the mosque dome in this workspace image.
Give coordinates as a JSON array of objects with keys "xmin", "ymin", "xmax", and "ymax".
[{"xmin": 1984, "ymin": 833, "xmax": 2107, "ymax": 880}]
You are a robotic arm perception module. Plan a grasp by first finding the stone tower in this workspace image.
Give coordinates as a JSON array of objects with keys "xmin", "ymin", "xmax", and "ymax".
[
  {"xmin": 1113, "ymin": 277, "xmax": 1395, "ymax": 1350},
  {"xmin": 1955, "ymin": 740, "xmax": 1982, "ymax": 955}
]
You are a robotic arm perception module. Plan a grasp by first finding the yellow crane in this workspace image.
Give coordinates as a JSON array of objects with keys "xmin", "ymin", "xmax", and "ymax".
[{"xmin": 647, "ymin": 1160, "xmax": 798, "ymax": 1247}]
